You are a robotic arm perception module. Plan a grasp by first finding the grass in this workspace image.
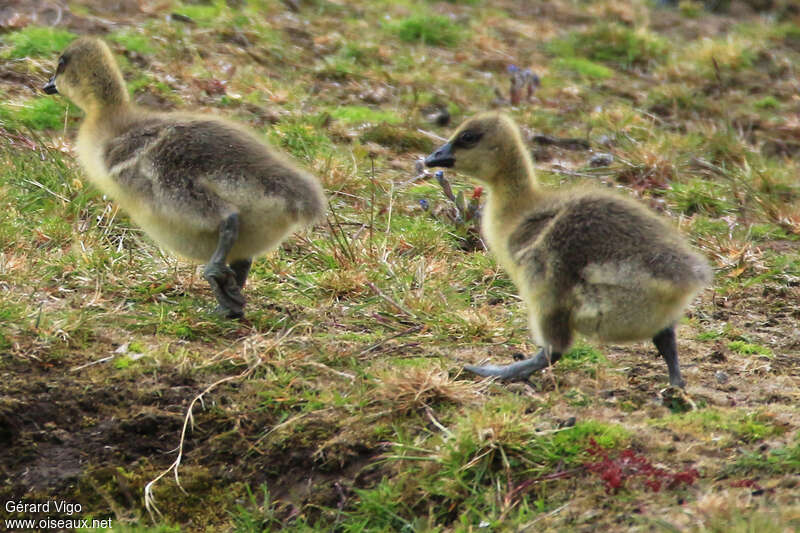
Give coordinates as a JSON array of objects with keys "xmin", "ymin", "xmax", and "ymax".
[
  {"xmin": 2, "ymin": 26, "xmax": 76, "ymax": 58},
  {"xmin": 548, "ymin": 23, "xmax": 666, "ymax": 70},
  {"xmin": 553, "ymin": 57, "xmax": 614, "ymax": 79},
  {"xmin": 108, "ymin": 30, "xmax": 157, "ymax": 55},
  {"xmin": 730, "ymin": 436, "xmax": 800, "ymax": 475},
  {"xmin": 727, "ymin": 340, "xmax": 772, "ymax": 357},
  {"xmin": 0, "ymin": 98, "xmax": 75, "ymax": 132},
  {"xmin": 1, "ymin": 0, "xmax": 799, "ymax": 531},
  {"xmin": 652, "ymin": 409, "xmax": 787, "ymax": 445},
  {"xmin": 330, "ymin": 105, "xmax": 402, "ymax": 125},
  {"xmin": 389, "ymin": 13, "xmax": 464, "ymax": 47}
]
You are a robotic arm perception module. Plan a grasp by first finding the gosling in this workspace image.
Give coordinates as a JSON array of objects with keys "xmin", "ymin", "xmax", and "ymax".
[
  {"xmin": 43, "ymin": 37, "xmax": 325, "ymax": 318},
  {"xmin": 425, "ymin": 112, "xmax": 711, "ymax": 388}
]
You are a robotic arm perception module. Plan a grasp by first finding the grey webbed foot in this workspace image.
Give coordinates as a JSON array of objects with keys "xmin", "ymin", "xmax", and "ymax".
[{"xmin": 464, "ymin": 347, "xmax": 562, "ymax": 381}]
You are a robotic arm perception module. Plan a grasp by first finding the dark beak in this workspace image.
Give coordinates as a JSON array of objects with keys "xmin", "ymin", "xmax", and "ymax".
[
  {"xmin": 42, "ymin": 77, "xmax": 58, "ymax": 95},
  {"xmin": 424, "ymin": 142, "xmax": 455, "ymax": 168}
]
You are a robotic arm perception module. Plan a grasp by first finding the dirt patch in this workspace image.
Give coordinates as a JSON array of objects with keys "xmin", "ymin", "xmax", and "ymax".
[{"xmin": 0, "ymin": 352, "xmax": 393, "ymax": 526}]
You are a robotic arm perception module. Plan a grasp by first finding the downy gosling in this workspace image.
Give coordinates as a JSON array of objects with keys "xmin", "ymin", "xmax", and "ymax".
[
  {"xmin": 425, "ymin": 112, "xmax": 711, "ymax": 388},
  {"xmin": 43, "ymin": 37, "xmax": 325, "ymax": 318}
]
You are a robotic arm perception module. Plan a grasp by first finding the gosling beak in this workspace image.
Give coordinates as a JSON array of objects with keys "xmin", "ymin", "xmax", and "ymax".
[
  {"xmin": 424, "ymin": 142, "xmax": 455, "ymax": 168},
  {"xmin": 42, "ymin": 77, "xmax": 58, "ymax": 95}
]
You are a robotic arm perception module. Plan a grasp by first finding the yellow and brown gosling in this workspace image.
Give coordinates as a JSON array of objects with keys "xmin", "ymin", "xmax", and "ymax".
[
  {"xmin": 425, "ymin": 112, "xmax": 711, "ymax": 388},
  {"xmin": 43, "ymin": 37, "xmax": 325, "ymax": 318}
]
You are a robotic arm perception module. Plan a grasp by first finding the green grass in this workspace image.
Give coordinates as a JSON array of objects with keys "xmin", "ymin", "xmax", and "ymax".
[
  {"xmin": 560, "ymin": 342, "xmax": 608, "ymax": 375},
  {"xmin": 666, "ymin": 179, "xmax": 731, "ymax": 216},
  {"xmin": 754, "ymin": 95, "xmax": 780, "ymax": 110},
  {"xmin": 553, "ymin": 57, "xmax": 614, "ymax": 79},
  {"xmin": 108, "ymin": 30, "xmax": 157, "ymax": 55},
  {"xmin": 0, "ymin": 98, "xmax": 75, "ymax": 132},
  {"xmin": 3, "ymin": 26, "xmax": 76, "ymax": 58},
  {"xmin": 173, "ymin": 1, "xmax": 227, "ymax": 26},
  {"xmin": 270, "ymin": 118, "xmax": 332, "ymax": 161},
  {"xmin": 730, "ymin": 436, "xmax": 800, "ymax": 475},
  {"xmin": 727, "ymin": 340, "xmax": 772, "ymax": 357},
  {"xmin": 652, "ymin": 409, "xmax": 787, "ymax": 444},
  {"xmin": 330, "ymin": 105, "xmax": 402, "ymax": 125},
  {"xmin": 389, "ymin": 14, "xmax": 464, "ymax": 47},
  {"xmin": 548, "ymin": 23, "xmax": 666, "ymax": 69}
]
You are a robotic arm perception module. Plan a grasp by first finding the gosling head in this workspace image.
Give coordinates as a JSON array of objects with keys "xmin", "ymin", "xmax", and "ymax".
[
  {"xmin": 42, "ymin": 37, "xmax": 129, "ymax": 112},
  {"xmin": 424, "ymin": 112, "xmax": 530, "ymax": 185}
]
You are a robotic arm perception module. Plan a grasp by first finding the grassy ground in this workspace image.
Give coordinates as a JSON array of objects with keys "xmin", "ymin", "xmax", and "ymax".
[{"xmin": 1, "ymin": 0, "xmax": 799, "ymax": 531}]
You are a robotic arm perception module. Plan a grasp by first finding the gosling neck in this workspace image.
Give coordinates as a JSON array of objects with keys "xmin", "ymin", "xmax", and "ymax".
[
  {"xmin": 81, "ymin": 94, "xmax": 133, "ymax": 135},
  {"xmin": 485, "ymin": 141, "xmax": 540, "ymax": 215}
]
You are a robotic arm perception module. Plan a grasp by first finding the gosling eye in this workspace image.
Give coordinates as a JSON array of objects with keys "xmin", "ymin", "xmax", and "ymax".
[{"xmin": 456, "ymin": 130, "xmax": 482, "ymax": 148}]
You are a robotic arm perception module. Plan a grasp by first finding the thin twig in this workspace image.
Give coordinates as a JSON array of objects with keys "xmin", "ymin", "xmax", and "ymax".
[
  {"xmin": 22, "ymin": 178, "xmax": 69, "ymax": 202},
  {"xmin": 358, "ymin": 325, "xmax": 423, "ymax": 356},
  {"xmin": 369, "ymin": 155, "xmax": 376, "ymax": 259},
  {"xmin": 301, "ymin": 361, "xmax": 356, "ymax": 381},
  {"xmin": 144, "ymin": 368, "xmax": 253, "ymax": 519},
  {"xmin": 144, "ymin": 328, "xmax": 296, "ymax": 519},
  {"xmin": 366, "ymin": 282, "xmax": 417, "ymax": 320},
  {"xmin": 70, "ymin": 355, "xmax": 115, "ymax": 372},
  {"xmin": 416, "ymin": 128, "xmax": 447, "ymax": 142},
  {"xmin": 424, "ymin": 406, "xmax": 453, "ymax": 439}
]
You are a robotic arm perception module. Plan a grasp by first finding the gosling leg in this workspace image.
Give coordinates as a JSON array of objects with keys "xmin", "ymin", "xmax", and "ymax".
[
  {"xmin": 653, "ymin": 325, "xmax": 685, "ymax": 388},
  {"xmin": 204, "ymin": 213, "xmax": 246, "ymax": 318},
  {"xmin": 464, "ymin": 347, "xmax": 563, "ymax": 381},
  {"xmin": 230, "ymin": 258, "xmax": 252, "ymax": 289}
]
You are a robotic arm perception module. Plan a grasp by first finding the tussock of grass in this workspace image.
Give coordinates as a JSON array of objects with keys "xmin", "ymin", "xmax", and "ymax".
[
  {"xmin": 390, "ymin": 14, "xmax": 464, "ymax": 47},
  {"xmin": 754, "ymin": 95, "xmax": 780, "ymax": 110},
  {"xmin": 727, "ymin": 340, "xmax": 772, "ymax": 357},
  {"xmin": 373, "ymin": 366, "xmax": 485, "ymax": 413}
]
